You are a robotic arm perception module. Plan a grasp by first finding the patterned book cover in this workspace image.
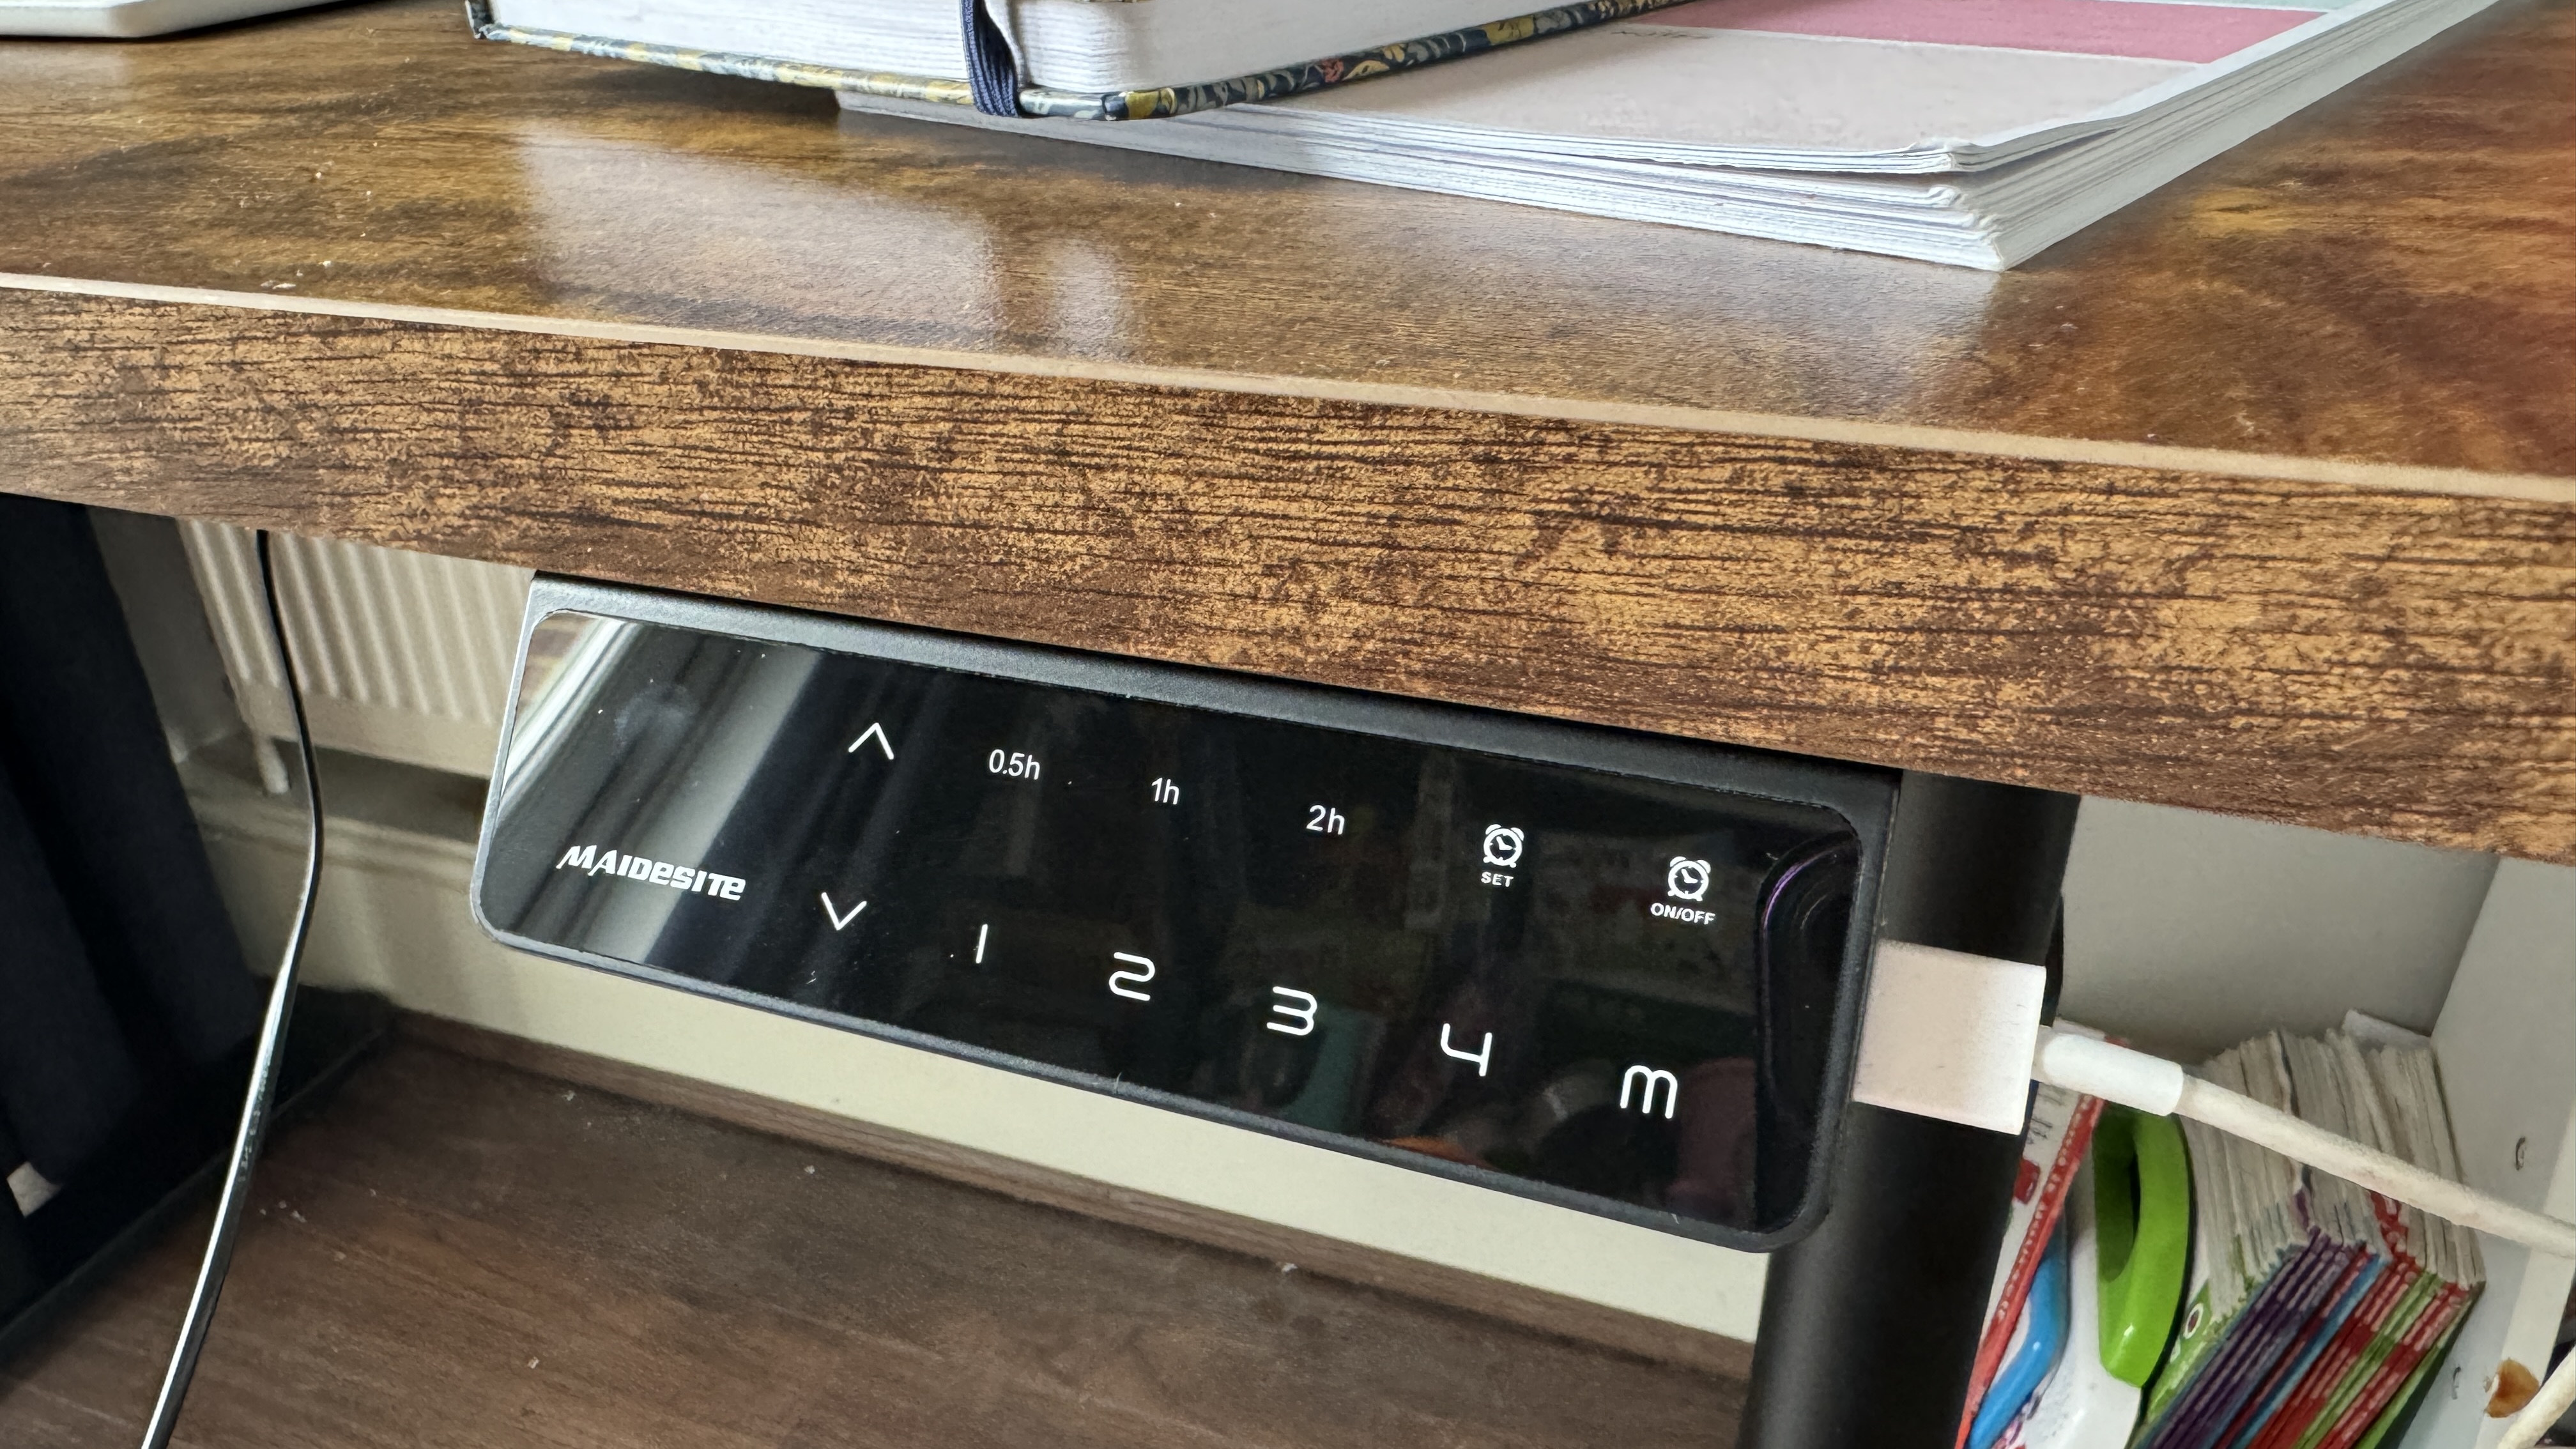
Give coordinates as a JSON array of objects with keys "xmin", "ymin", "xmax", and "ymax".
[
  {"xmin": 464, "ymin": 0, "xmax": 1692, "ymax": 120},
  {"xmin": 2313, "ymin": 1281, "xmax": 2476, "ymax": 1449},
  {"xmin": 2223, "ymin": 1254, "xmax": 2402, "ymax": 1449},
  {"xmin": 2342, "ymin": 1313, "xmax": 2464, "ymax": 1449},
  {"xmin": 2286, "ymin": 1271, "xmax": 2442, "ymax": 1449},
  {"xmin": 2242, "ymin": 1264, "xmax": 2431, "ymax": 1449},
  {"xmin": 2147, "ymin": 1239, "xmax": 2361, "ymax": 1449}
]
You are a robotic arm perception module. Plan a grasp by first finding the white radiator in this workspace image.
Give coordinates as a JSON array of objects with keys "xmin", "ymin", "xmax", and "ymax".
[{"xmin": 180, "ymin": 524, "xmax": 532, "ymax": 779}]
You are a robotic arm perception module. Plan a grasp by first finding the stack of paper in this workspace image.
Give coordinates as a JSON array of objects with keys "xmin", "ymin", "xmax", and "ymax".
[
  {"xmin": 2140, "ymin": 1021, "xmax": 2483, "ymax": 1449},
  {"xmin": 841, "ymin": 0, "xmax": 2502, "ymax": 267}
]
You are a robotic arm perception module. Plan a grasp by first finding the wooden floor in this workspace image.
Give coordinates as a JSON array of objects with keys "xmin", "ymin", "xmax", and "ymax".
[{"xmin": 0, "ymin": 1041, "xmax": 1744, "ymax": 1448}]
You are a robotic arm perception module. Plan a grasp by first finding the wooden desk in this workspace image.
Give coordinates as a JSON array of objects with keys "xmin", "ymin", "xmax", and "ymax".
[
  {"xmin": 0, "ymin": 1036, "xmax": 1744, "ymax": 1448},
  {"xmin": 1, "ymin": 0, "xmax": 2570, "ymax": 861}
]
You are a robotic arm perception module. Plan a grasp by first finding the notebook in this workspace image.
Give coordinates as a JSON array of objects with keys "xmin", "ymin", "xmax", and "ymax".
[{"xmin": 834, "ymin": 0, "xmax": 2502, "ymax": 267}]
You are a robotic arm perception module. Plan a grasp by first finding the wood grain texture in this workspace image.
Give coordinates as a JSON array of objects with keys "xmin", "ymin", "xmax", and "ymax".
[
  {"xmin": 0, "ymin": 1041, "xmax": 1746, "ymax": 1449},
  {"xmin": 401, "ymin": 1015, "xmax": 1758, "ymax": 1381},
  {"xmin": 4, "ymin": 289, "xmax": 2572, "ymax": 861},
  {"xmin": 0, "ymin": 0, "xmax": 2568, "ymax": 475}
]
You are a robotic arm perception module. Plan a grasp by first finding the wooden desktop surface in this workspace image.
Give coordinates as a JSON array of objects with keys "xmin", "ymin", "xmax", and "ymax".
[
  {"xmin": 3, "ymin": 0, "xmax": 2568, "ymax": 471},
  {"xmin": 1, "ymin": 0, "xmax": 2571, "ymax": 859},
  {"xmin": 0, "ymin": 1038, "xmax": 1745, "ymax": 1448}
]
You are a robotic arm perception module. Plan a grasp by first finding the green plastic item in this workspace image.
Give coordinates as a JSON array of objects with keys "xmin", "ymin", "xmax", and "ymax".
[{"xmin": 2093, "ymin": 1104, "xmax": 2192, "ymax": 1388}]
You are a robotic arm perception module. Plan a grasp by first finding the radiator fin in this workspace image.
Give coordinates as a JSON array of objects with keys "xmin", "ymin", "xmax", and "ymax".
[{"xmin": 180, "ymin": 525, "xmax": 532, "ymax": 779}]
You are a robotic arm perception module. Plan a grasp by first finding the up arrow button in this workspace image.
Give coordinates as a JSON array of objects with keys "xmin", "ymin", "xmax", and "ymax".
[{"xmin": 847, "ymin": 722, "xmax": 895, "ymax": 760}]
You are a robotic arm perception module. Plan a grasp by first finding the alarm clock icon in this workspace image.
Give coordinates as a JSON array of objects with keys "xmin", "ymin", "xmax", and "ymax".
[
  {"xmin": 1482, "ymin": 825, "xmax": 1525, "ymax": 868},
  {"xmin": 1666, "ymin": 856, "xmax": 1712, "ymax": 903}
]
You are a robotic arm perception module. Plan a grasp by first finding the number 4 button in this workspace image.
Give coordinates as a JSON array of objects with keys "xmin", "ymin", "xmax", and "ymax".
[{"xmin": 1440, "ymin": 1024, "xmax": 1493, "ymax": 1077}]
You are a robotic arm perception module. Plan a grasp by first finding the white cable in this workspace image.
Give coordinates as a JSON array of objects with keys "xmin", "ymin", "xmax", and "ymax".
[{"xmin": 2032, "ymin": 1027, "xmax": 2576, "ymax": 1261}]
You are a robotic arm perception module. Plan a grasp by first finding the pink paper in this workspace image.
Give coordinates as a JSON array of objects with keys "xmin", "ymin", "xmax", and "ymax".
[{"xmin": 1646, "ymin": 0, "xmax": 2322, "ymax": 63}]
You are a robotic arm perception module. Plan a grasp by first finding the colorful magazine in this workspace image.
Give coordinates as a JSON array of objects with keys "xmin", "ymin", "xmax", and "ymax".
[{"xmin": 2133, "ymin": 1024, "xmax": 2483, "ymax": 1449}]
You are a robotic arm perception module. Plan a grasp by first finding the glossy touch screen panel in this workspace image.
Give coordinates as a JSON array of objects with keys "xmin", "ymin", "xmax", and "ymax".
[{"xmin": 472, "ymin": 585, "xmax": 1895, "ymax": 1250}]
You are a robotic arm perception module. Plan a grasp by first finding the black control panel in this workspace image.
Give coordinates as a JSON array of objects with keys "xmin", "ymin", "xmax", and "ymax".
[{"xmin": 472, "ymin": 581, "xmax": 1896, "ymax": 1250}]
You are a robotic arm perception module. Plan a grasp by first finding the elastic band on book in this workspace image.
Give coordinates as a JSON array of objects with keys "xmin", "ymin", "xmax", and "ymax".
[{"xmin": 961, "ymin": 0, "xmax": 1023, "ymax": 116}]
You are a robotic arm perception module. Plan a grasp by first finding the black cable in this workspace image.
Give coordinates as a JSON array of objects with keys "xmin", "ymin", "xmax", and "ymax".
[{"xmin": 136, "ymin": 530, "xmax": 323, "ymax": 1449}]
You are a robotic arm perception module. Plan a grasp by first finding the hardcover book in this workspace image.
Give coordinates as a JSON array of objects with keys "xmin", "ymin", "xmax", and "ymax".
[
  {"xmin": 467, "ymin": 0, "xmax": 1690, "ymax": 119},
  {"xmin": 835, "ymin": 0, "xmax": 2506, "ymax": 268}
]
